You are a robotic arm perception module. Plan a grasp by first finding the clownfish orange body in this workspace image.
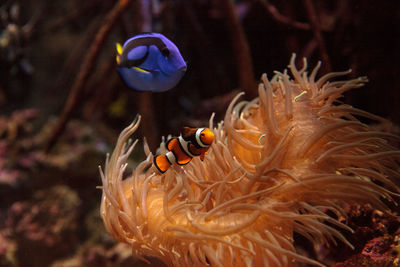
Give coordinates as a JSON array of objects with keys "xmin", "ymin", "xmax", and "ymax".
[{"xmin": 154, "ymin": 127, "xmax": 215, "ymax": 173}]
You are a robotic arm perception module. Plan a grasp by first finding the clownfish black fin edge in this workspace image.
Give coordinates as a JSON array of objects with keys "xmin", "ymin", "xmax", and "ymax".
[{"xmin": 153, "ymin": 155, "xmax": 167, "ymax": 174}]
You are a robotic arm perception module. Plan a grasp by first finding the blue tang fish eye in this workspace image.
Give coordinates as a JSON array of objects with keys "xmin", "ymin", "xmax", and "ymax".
[{"xmin": 115, "ymin": 32, "xmax": 187, "ymax": 92}]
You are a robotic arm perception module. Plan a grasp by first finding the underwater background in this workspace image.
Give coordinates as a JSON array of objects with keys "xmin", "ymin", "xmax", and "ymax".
[{"xmin": 0, "ymin": 0, "xmax": 399, "ymax": 266}]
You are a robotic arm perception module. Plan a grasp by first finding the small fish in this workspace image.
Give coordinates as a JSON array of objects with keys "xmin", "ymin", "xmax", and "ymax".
[
  {"xmin": 154, "ymin": 127, "xmax": 215, "ymax": 173},
  {"xmin": 115, "ymin": 32, "xmax": 187, "ymax": 92}
]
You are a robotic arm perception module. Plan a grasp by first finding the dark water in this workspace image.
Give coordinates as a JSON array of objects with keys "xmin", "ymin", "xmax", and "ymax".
[{"xmin": 0, "ymin": 0, "xmax": 399, "ymax": 266}]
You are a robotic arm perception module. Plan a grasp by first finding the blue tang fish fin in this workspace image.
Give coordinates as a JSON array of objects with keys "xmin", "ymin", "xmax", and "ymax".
[{"xmin": 117, "ymin": 66, "xmax": 154, "ymax": 91}]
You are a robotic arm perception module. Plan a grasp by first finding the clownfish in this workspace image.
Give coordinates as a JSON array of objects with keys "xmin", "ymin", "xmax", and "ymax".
[
  {"xmin": 154, "ymin": 127, "xmax": 215, "ymax": 173},
  {"xmin": 115, "ymin": 32, "xmax": 187, "ymax": 92}
]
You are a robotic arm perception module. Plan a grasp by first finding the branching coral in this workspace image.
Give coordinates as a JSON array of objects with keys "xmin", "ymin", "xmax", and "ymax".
[{"xmin": 99, "ymin": 55, "xmax": 400, "ymax": 267}]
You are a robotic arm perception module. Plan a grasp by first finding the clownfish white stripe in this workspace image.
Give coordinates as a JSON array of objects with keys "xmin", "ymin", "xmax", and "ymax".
[
  {"xmin": 178, "ymin": 136, "xmax": 195, "ymax": 158},
  {"xmin": 195, "ymin": 128, "xmax": 208, "ymax": 148},
  {"xmin": 166, "ymin": 151, "xmax": 176, "ymax": 164}
]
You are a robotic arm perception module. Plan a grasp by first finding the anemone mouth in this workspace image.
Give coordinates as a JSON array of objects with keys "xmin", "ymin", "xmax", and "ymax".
[{"xmin": 100, "ymin": 54, "xmax": 400, "ymax": 267}]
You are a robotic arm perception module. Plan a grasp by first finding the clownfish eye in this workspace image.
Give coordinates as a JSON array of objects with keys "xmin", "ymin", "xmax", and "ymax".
[
  {"xmin": 161, "ymin": 47, "xmax": 170, "ymax": 57},
  {"xmin": 201, "ymin": 133, "xmax": 205, "ymax": 137}
]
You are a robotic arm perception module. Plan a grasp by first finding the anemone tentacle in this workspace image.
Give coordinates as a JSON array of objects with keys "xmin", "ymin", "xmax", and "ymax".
[{"xmin": 100, "ymin": 54, "xmax": 400, "ymax": 267}]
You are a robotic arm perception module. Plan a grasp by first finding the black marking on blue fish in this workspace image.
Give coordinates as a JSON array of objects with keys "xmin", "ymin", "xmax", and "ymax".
[
  {"xmin": 119, "ymin": 36, "xmax": 170, "ymax": 68},
  {"xmin": 120, "ymin": 49, "xmax": 149, "ymax": 68}
]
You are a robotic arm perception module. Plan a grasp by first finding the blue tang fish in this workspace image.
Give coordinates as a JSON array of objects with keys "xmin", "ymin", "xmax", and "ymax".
[{"xmin": 116, "ymin": 32, "xmax": 187, "ymax": 92}]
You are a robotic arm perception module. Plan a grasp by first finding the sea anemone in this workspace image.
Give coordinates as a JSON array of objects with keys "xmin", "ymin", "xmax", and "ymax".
[{"xmin": 99, "ymin": 54, "xmax": 400, "ymax": 266}]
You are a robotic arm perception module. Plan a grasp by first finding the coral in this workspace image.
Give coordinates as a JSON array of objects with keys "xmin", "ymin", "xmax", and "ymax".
[
  {"xmin": 50, "ymin": 243, "xmax": 166, "ymax": 267},
  {"xmin": 0, "ymin": 109, "xmax": 106, "ymax": 190},
  {"xmin": 0, "ymin": 109, "xmax": 39, "ymax": 187},
  {"xmin": 5, "ymin": 185, "xmax": 81, "ymax": 266},
  {"xmin": 332, "ymin": 233, "xmax": 399, "ymax": 267},
  {"xmin": 0, "ymin": 231, "xmax": 16, "ymax": 266},
  {"xmin": 314, "ymin": 203, "xmax": 400, "ymax": 265},
  {"xmin": 99, "ymin": 55, "xmax": 400, "ymax": 266}
]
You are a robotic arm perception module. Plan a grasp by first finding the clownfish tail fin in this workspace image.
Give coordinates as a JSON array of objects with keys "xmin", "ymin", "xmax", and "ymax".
[{"xmin": 154, "ymin": 154, "xmax": 171, "ymax": 173}]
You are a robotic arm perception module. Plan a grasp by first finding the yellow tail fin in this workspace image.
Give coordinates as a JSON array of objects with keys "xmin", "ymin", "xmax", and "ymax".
[
  {"xmin": 115, "ymin": 43, "xmax": 123, "ymax": 65},
  {"xmin": 116, "ymin": 43, "xmax": 123, "ymax": 55}
]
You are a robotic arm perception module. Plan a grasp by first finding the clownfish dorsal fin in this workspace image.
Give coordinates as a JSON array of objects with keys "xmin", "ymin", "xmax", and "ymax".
[{"xmin": 181, "ymin": 126, "xmax": 197, "ymax": 140}]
